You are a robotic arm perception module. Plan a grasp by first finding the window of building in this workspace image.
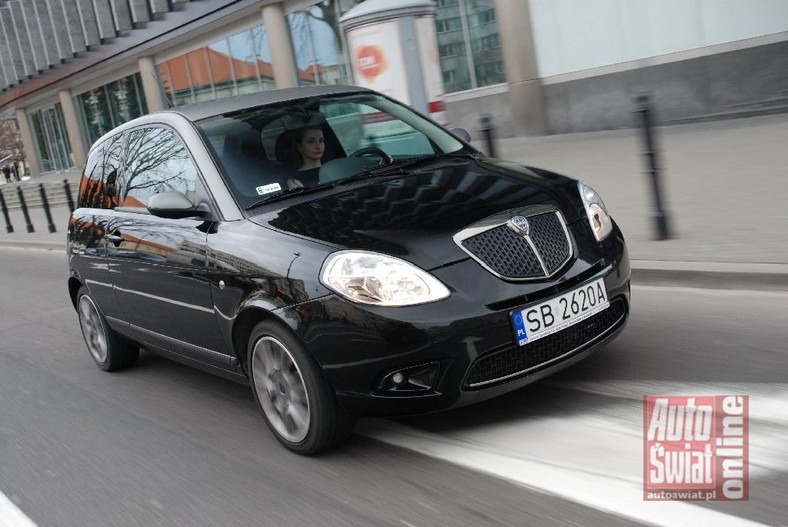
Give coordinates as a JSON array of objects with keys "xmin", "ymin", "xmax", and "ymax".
[
  {"xmin": 123, "ymin": 127, "xmax": 199, "ymax": 208},
  {"xmin": 158, "ymin": 24, "xmax": 275, "ymax": 108},
  {"xmin": 436, "ymin": 17, "xmax": 462, "ymax": 33},
  {"xmin": 476, "ymin": 9, "xmax": 496, "ymax": 25},
  {"xmin": 434, "ymin": 0, "xmax": 505, "ymax": 92},
  {"xmin": 287, "ymin": 3, "xmax": 350, "ymax": 87},
  {"xmin": 439, "ymin": 43, "xmax": 460, "ymax": 58},
  {"xmin": 471, "ymin": 33, "xmax": 500, "ymax": 53},
  {"xmin": 29, "ymin": 103, "xmax": 75, "ymax": 172},
  {"xmin": 77, "ymin": 73, "xmax": 148, "ymax": 146}
]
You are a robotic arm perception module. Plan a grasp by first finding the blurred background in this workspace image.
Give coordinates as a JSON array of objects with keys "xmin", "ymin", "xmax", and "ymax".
[
  {"xmin": 1, "ymin": 0, "xmax": 787, "ymax": 177},
  {"xmin": 1, "ymin": 2, "xmax": 787, "ymax": 526}
]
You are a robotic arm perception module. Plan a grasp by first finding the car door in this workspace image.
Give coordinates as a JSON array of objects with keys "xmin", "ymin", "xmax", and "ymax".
[
  {"xmin": 68, "ymin": 133, "xmax": 125, "ymax": 322},
  {"xmin": 105, "ymin": 126, "xmax": 226, "ymax": 357}
]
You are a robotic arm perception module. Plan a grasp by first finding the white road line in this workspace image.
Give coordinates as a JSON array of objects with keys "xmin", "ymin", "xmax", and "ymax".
[
  {"xmin": 358, "ymin": 381, "xmax": 788, "ymax": 527},
  {"xmin": 0, "ymin": 492, "xmax": 37, "ymax": 527},
  {"xmin": 358, "ymin": 419, "xmax": 768, "ymax": 527}
]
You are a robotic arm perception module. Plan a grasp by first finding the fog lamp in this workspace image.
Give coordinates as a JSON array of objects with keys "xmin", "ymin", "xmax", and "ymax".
[{"xmin": 378, "ymin": 363, "xmax": 440, "ymax": 393}]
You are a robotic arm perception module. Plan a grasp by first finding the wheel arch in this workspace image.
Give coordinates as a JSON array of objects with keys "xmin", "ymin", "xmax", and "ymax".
[
  {"xmin": 231, "ymin": 306, "xmax": 296, "ymax": 375},
  {"xmin": 68, "ymin": 276, "xmax": 84, "ymax": 310}
]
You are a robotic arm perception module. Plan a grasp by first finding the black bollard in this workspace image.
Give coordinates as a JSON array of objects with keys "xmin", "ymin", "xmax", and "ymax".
[
  {"xmin": 0, "ymin": 190, "xmax": 13, "ymax": 233},
  {"xmin": 633, "ymin": 93, "xmax": 670, "ymax": 240},
  {"xmin": 39, "ymin": 184, "xmax": 57, "ymax": 233},
  {"xmin": 479, "ymin": 114, "xmax": 496, "ymax": 158},
  {"xmin": 63, "ymin": 179, "xmax": 76, "ymax": 212},
  {"xmin": 17, "ymin": 186, "xmax": 35, "ymax": 233}
]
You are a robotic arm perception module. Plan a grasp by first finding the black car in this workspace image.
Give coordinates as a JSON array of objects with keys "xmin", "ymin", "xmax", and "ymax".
[{"xmin": 67, "ymin": 85, "xmax": 630, "ymax": 454}]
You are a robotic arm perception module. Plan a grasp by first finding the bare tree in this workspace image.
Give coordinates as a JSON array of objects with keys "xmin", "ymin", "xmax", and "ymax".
[
  {"xmin": 302, "ymin": 0, "xmax": 364, "ymax": 47},
  {"xmin": 0, "ymin": 116, "xmax": 25, "ymax": 168}
]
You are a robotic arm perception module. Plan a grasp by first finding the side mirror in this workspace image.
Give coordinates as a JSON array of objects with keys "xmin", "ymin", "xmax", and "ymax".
[
  {"xmin": 148, "ymin": 191, "xmax": 210, "ymax": 219},
  {"xmin": 451, "ymin": 127, "xmax": 471, "ymax": 143}
]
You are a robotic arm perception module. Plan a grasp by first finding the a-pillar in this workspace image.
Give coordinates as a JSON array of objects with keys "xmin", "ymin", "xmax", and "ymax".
[
  {"xmin": 262, "ymin": 3, "xmax": 298, "ymax": 89},
  {"xmin": 493, "ymin": 0, "xmax": 547, "ymax": 136},
  {"xmin": 14, "ymin": 108, "xmax": 42, "ymax": 178},
  {"xmin": 58, "ymin": 89, "xmax": 87, "ymax": 168},
  {"xmin": 138, "ymin": 56, "xmax": 165, "ymax": 113}
]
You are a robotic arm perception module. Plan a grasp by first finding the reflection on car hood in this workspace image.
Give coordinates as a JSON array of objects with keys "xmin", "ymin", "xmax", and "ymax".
[{"xmin": 249, "ymin": 159, "xmax": 582, "ymax": 270}]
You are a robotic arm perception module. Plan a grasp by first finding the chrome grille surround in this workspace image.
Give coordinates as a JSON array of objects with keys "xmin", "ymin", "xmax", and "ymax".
[{"xmin": 453, "ymin": 205, "xmax": 573, "ymax": 281}]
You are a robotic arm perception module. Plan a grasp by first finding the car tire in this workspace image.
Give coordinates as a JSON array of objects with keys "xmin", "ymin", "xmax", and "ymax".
[
  {"xmin": 248, "ymin": 320, "xmax": 354, "ymax": 455},
  {"xmin": 76, "ymin": 286, "xmax": 139, "ymax": 371}
]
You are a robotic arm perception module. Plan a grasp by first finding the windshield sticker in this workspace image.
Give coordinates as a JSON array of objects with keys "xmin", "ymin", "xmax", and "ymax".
[{"xmin": 256, "ymin": 183, "xmax": 282, "ymax": 195}]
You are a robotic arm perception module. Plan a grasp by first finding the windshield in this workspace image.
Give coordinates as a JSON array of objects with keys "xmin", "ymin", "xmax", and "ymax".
[{"xmin": 196, "ymin": 92, "xmax": 467, "ymax": 209}]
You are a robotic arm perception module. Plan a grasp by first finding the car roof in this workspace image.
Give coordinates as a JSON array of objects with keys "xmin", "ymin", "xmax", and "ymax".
[{"xmin": 164, "ymin": 85, "xmax": 374, "ymax": 122}]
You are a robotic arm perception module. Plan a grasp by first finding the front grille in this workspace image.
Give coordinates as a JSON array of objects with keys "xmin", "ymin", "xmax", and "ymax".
[
  {"xmin": 465, "ymin": 298, "xmax": 626, "ymax": 388},
  {"xmin": 458, "ymin": 211, "xmax": 572, "ymax": 280},
  {"xmin": 528, "ymin": 213, "xmax": 571, "ymax": 273},
  {"xmin": 462, "ymin": 225, "xmax": 543, "ymax": 278}
]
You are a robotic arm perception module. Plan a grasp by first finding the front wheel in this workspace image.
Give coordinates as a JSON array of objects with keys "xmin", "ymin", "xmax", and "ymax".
[
  {"xmin": 76, "ymin": 287, "xmax": 139, "ymax": 371},
  {"xmin": 248, "ymin": 320, "xmax": 353, "ymax": 455}
]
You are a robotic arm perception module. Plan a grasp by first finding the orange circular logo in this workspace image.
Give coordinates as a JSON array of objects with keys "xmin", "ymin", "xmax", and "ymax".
[{"xmin": 356, "ymin": 45, "xmax": 388, "ymax": 82}]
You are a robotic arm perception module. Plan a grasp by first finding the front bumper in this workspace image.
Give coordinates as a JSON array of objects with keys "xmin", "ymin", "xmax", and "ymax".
[{"xmin": 281, "ymin": 224, "xmax": 630, "ymax": 417}]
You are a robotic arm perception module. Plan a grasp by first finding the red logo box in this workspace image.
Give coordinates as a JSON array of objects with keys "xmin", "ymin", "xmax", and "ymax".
[{"xmin": 643, "ymin": 395, "xmax": 749, "ymax": 501}]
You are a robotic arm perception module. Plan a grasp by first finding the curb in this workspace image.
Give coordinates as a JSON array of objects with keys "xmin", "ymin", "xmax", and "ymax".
[
  {"xmin": 0, "ymin": 239, "xmax": 65, "ymax": 251},
  {"xmin": 631, "ymin": 260, "xmax": 788, "ymax": 292}
]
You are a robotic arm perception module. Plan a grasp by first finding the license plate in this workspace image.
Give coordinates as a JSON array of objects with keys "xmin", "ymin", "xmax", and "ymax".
[{"xmin": 511, "ymin": 278, "xmax": 610, "ymax": 346}]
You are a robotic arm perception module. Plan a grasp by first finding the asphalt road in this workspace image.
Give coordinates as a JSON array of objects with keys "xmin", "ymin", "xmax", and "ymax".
[{"xmin": 1, "ymin": 247, "xmax": 786, "ymax": 526}]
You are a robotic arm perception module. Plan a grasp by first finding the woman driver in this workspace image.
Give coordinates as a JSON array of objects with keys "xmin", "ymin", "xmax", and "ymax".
[{"xmin": 287, "ymin": 127, "xmax": 324, "ymax": 189}]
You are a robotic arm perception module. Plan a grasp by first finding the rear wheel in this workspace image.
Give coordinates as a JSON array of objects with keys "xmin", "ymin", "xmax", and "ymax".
[
  {"xmin": 248, "ymin": 320, "xmax": 353, "ymax": 455},
  {"xmin": 76, "ymin": 287, "xmax": 138, "ymax": 371}
]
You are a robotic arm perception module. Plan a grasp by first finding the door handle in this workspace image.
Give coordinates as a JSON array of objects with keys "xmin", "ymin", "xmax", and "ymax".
[{"xmin": 105, "ymin": 232, "xmax": 124, "ymax": 246}]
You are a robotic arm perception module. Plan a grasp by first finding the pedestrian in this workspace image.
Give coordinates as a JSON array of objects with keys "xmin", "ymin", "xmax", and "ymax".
[{"xmin": 2, "ymin": 164, "xmax": 11, "ymax": 184}]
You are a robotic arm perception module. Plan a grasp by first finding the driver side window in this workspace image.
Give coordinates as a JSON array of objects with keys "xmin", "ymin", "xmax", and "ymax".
[{"xmin": 122, "ymin": 127, "xmax": 199, "ymax": 208}]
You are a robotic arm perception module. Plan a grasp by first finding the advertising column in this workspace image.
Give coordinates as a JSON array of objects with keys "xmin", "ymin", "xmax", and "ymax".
[{"xmin": 341, "ymin": 0, "xmax": 446, "ymax": 123}]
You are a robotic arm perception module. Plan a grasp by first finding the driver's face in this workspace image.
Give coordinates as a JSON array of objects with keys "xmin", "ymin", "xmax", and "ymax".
[{"xmin": 298, "ymin": 129, "xmax": 325, "ymax": 162}]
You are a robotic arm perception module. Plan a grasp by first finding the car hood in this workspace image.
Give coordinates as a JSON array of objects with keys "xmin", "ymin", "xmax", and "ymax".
[{"xmin": 249, "ymin": 159, "xmax": 584, "ymax": 270}]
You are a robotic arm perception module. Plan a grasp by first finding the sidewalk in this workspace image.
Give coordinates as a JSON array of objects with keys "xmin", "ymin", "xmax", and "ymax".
[
  {"xmin": 1, "ymin": 115, "xmax": 786, "ymax": 289},
  {"xmin": 487, "ymin": 112, "xmax": 788, "ymax": 290}
]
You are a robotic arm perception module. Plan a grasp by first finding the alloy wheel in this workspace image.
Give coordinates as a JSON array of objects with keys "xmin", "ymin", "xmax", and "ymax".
[
  {"xmin": 252, "ymin": 336, "xmax": 311, "ymax": 443},
  {"xmin": 78, "ymin": 295, "xmax": 108, "ymax": 364}
]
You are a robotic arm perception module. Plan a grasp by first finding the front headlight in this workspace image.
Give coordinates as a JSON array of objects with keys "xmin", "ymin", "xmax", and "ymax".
[
  {"xmin": 578, "ymin": 182, "xmax": 613, "ymax": 242},
  {"xmin": 320, "ymin": 251, "xmax": 450, "ymax": 306}
]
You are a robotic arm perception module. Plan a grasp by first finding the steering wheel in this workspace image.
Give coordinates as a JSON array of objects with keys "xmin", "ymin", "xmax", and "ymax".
[{"xmin": 350, "ymin": 147, "xmax": 392, "ymax": 166}]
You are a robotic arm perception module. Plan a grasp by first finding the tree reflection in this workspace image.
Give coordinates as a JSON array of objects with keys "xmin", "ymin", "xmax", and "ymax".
[{"xmin": 124, "ymin": 128, "xmax": 195, "ymax": 206}]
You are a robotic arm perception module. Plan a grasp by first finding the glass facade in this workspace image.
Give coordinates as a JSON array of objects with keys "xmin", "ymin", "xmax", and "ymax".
[
  {"xmin": 287, "ymin": 3, "xmax": 350, "ymax": 86},
  {"xmin": 158, "ymin": 25, "xmax": 276, "ymax": 107},
  {"xmin": 435, "ymin": 0, "xmax": 505, "ymax": 93},
  {"xmin": 308, "ymin": 0, "xmax": 504, "ymax": 94},
  {"xmin": 21, "ymin": 0, "xmax": 505, "ymax": 177},
  {"xmin": 29, "ymin": 104, "xmax": 74, "ymax": 172},
  {"xmin": 77, "ymin": 73, "xmax": 148, "ymax": 147}
]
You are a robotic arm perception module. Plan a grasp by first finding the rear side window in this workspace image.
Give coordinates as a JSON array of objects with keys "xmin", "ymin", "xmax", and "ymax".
[
  {"xmin": 122, "ymin": 127, "xmax": 199, "ymax": 208},
  {"xmin": 78, "ymin": 133, "xmax": 124, "ymax": 209}
]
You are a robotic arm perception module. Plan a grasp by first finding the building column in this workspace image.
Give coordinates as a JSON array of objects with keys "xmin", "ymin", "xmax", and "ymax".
[
  {"xmin": 58, "ymin": 89, "xmax": 87, "ymax": 168},
  {"xmin": 138, "ymin": 56, "xmax": 165, "ymax": 113},
  {"xmin": 262, "ymin": 3, "xmax": 298, "ymax": 89},
  {"xmin": 494, "ymin": 0, "xmax": 547, "ymax": 136},
  {"xmin": 15, "ymin": 108, "xmax": 42, "ymax": 178}
]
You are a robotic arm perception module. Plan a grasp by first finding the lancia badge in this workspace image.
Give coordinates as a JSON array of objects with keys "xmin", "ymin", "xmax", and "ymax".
[{"xmin": 508, "ymin": 215, "xmax": 530, "ymax": 236}]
